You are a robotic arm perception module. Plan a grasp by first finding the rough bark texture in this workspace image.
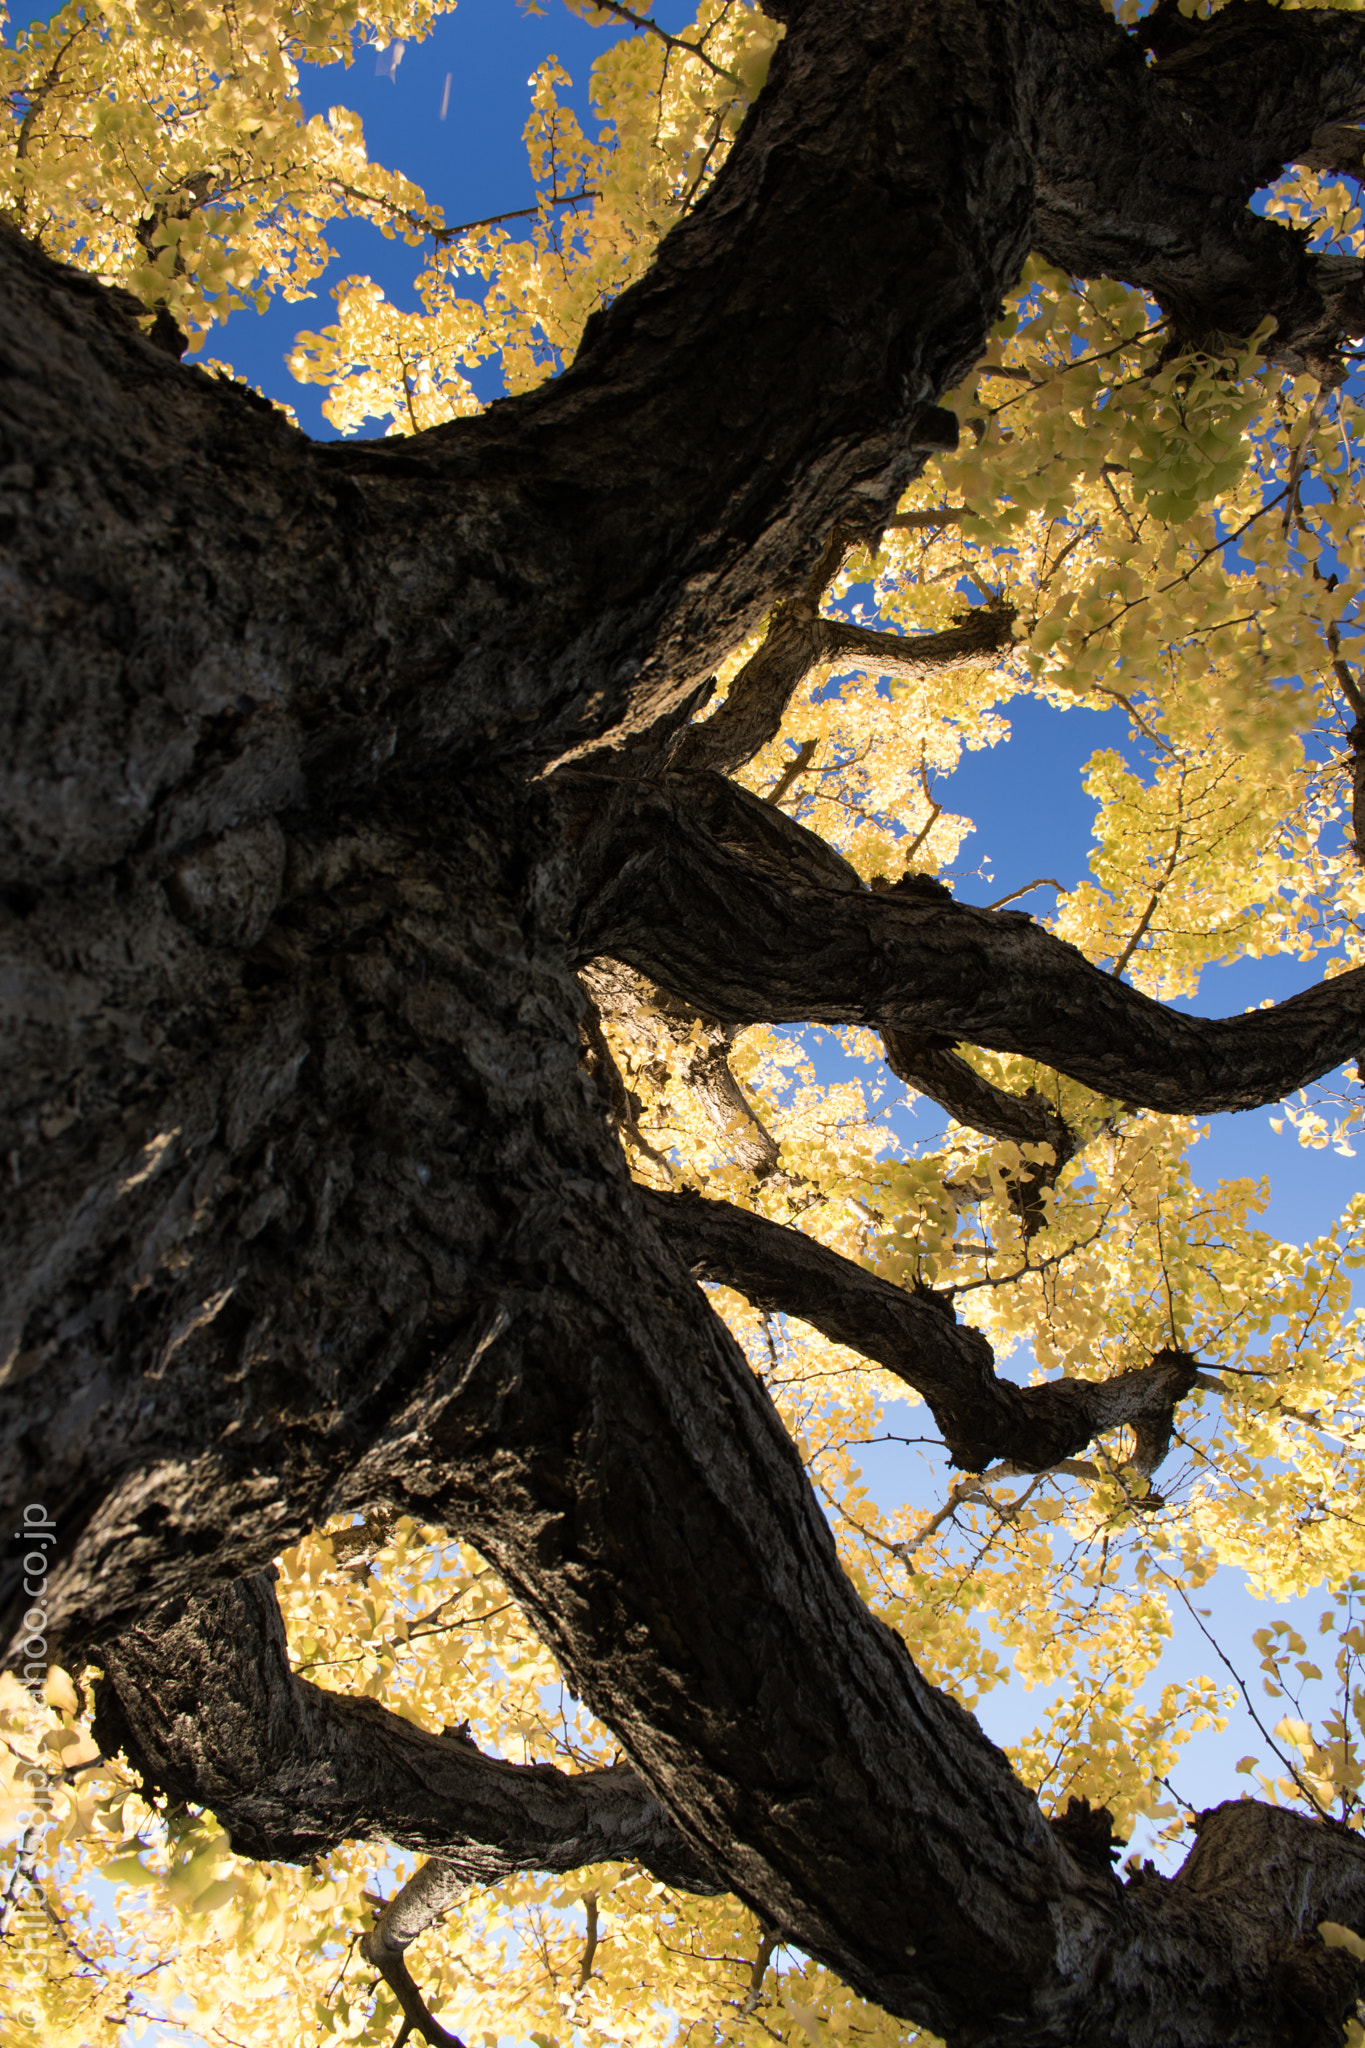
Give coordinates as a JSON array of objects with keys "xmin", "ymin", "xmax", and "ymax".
[
  {"xmin": 93, "ymin": 1572, "xmax": 721, "ymax": 1890},
  {"xmin": 881, "ymin": 1025, "xmax": 1076, "ymax": 1168},
  {"xmin": 673, "ymin": 594, "xmax": 1016, "ymax": 780},
  {"xmin": 571, "ymin": 770, "xmax": 1365, "ymax": 1111},
  {"xmin": 580, "ymin": 956, "xmax": 782, "ymax": 1174},
  {"xmin": 9, "ymin": 1, "xmax": 1365, "ymax": 2042},
  {"xmin": 645, "ymin": 1185, "xmax": 1197, "ymax": 1475}
]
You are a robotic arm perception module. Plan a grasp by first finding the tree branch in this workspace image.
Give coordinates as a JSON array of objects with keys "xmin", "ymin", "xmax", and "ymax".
[
  {"xmin": 575, "ymin": 0, "xmax": 742, "ymax": 84},
  {"xmin": 93, "ymin": 1573, "xmax": 723, "ymax": 1892},
  {"xmin": 581, "ymin": 957, "xmax": 780, "ymax": 1176},
  {"xmin": 644, "ymin": 1184, "xmax": 1197, "ymax": 1475},
  {"xmin": 880, "ymin": 1026, "xmax": 1077, "ymax": 1235},
  {"xmin": 360, "ymin": 1859, "xmax": 469, "ymax": 2048},
  {"xmin": 674, "ymin": 605, "xmax": 1015, "ymax": 780},
  {"xmin": 569, "ymin": 771, "xmax": 1365, "ymax": 1116},
  {"xmin": 1032, "ymin": 0, "xmax": 1365, "ymax": 364}
]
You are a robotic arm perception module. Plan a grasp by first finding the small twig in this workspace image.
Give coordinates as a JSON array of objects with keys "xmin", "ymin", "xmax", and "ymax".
[
  {"xmin": 325, "ymin": 1931, "xmax": 361, "ymax": 2002},
  {"xmin": 1110, "ymin": 769, "xmax": 1185, "ymax": 980},
  {"xmin": 1090, "ymin": 684, "xmax": 1174, "ymax": 754},
  {"xmin": 1041, "ymin": 519, "xmax": 1098, "ymax": 591},
  {"xmin": 430, "ymin": 188, "xmax": 599, "ymax": 248},
  {"xmin": 765, "ymin": 738, "xmax": 819, "ymax": 807},
  {"xmin": 1163, "ymin": 1577, "xmax": 1333, "ymax": 1822},
  {"xmin": 985, "ymin": 878, "xmax": 1066, "ymax": 911},
  {"xmin": 577, "ymin": 0, "xmax": 741, "ymax": 83},
  {"xmin": 882, "ymin": 506, "xmax": 968, "ymax": 531},
  {"xmin": 898, "ymin": 1457, "xmax": 1099, "ymax": 1558},
  {"xmin": 577, "ymin": 1892, "xmax": 600, "ymax": 1990},
  {"xmin": 1076, "ymin": 487, "xmax": 1290, "ymax": 645},
  {"xmin": 1282, "ymin": 386, "xmax": 1331, "ymax": 533},
  {"xmin": 900, "ymin": 747, "xmax": 943, "ymax": 861},
  {"xmin": 1152, "ymin": 1769, "xmax": 1196, "ymax": 1825},
  {"xmin": 1101, "ymin": 465, "xmax": 1141, "ymax": 544}
]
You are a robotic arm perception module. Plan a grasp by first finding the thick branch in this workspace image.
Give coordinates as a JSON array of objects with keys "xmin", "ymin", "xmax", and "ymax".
[
  {"xmin": 1031, "ymin": 0, "xmax": 1365, "ymax": 358},
  {"xmin": 570, "ymin": 772, "xmax": 1365, "ymax": 1115},
  {"xmin": 881, "ymin": 1026, "xmax": 1077, "ymax": 1234},
  {"xmin": 881, "ymin": 1031, "xmax": 1069, "ymax": 1151},
  {"xmin": 93, "ymin": 1572, "xmax": 723, "ymax": 1891},
  {"xmin": 2, "ymin": 0, "xmax": 1037, "ymax": 890},
  {"xmin": 92, "ymin": 1243, "xmax": 1365, "ymax": 2048},
  {"xmin": 581, "ymin": 957, "xmax": 780, "ymax": 1175},
  {"xmin": 361, "ymin": 1859, "xmax": 468, "ymax": 2048},
  {"xmin": 645, "ymin": 1184, "xmax": 1195, "ymax": 1474},
  {"xmin": 674, "ymin": 604, "xmax": 1016, "ymax": 780}
]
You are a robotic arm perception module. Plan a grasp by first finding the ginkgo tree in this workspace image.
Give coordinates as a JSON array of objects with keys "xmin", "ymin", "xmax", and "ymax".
[{"xmin": 9, "ymin": 0, "xmax": 1365, "ymax": 2042}]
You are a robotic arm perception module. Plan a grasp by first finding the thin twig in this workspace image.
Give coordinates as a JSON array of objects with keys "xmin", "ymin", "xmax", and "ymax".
[
  {"xmin": 1163, "ymin": 1576, "xmax": 1333, "ymax": 1822},
  {"xmin": 1110, "ymin": 769, "xmax": 1185, "ymax": 980},
  {"xmin": 765, "ymin": 738, "xmax": 819, "ymax": 808},
  {"xmin": 1283, "ymin": 386, "xmax": 1331, "ymax": 534},
  {"xmin": 985, "ymin": 878, "xmax": 1066, "ymax": 911},
  {"xmin": 577, "ymin": 1892, "xmax": 600, "ymax": 1990},
  {"xmin": 741, "ymin": 1924, "xmax": 779, "ymax": 2017},
  {"xmin": 578, "ymin": 0, "xmax": 741, "ymax": 82},
  {"xmin": 430, "ymin": 189, "xmax": 598, "ymax": 247},
  {"xmin": 900, "ymin": 747, "xmax": 943, "ymax": 861},
  {"xmin": 882, "ymin": 506, "xmax": 968, "ymax": 530}
]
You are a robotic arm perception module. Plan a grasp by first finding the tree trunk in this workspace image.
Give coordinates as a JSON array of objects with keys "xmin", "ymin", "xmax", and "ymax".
[{"xmin": 7, "ymin": 0, "xmax": 1365, "ymax": 2040}]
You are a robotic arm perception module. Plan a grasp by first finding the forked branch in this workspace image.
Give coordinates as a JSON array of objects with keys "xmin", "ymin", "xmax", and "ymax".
[
  {"xmin": 644, "ymin": 1185, "xmax": 1199, "ymax": 1475},
  {"xmin": 880, "ymin": 1026, "xmax": 1077, "ymax": 1235},
  {"xmin": 361, "ymin": 1859, "xmax": 468, "ymax": 2048},
  {"xmin": 93, "ymin": 1574, "xmax": 722, "ymax": 1891},
  {"xmin": 674, "ymin": 604, "xmax": 1016, "ymax": 779}
]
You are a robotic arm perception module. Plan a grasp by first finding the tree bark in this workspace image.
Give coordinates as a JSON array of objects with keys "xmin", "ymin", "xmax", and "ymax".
[
  {"xmin": 93, "ymin": 1572, "xmax": 721, "ymax": 1890},
  {"xmin": 643, "ymin": 1185, "xmax": 1197, "ymax": 1475},
  {"xmin": 571, "ymin": 770, "xmax": 1365, "ymax": 1113},
  {"xmin": 9, "ymin": 0, "xmax": 1365, "ymax": 2041}
]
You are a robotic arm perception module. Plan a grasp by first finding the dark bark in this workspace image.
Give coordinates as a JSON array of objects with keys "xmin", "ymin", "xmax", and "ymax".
[
  {"xmin": 673, "ymin": 596, "xmax": 1016, "ymax": 781},
  {"xmin": 572, "ymin": 770, "xmax": 1365, "ymax": 1115},
  {"xmin": 9, "ymin": 1, "xmax": 1365, "ymax": 2042},
  {"xmin": 0, "ymin": 0, "xmax": 1032, "ymax": 894},
  {"xmin": 880, "ymin": 1025, "xmax": 1077, "ymax": 1234},
  {"xmin": 93, "ymin": 1315, "xmax": 1365, "ymax": 2047},
  {"xmin": 1030, "ymin": 0, "xmax": 1365, "ymax": 361},
  {"xmin": 93, "ymin": 1572, "xmax": 721, "ymax": 1890},
  {"xmin": 360, "ymin": 1858, "xmax": 469, "ymax": 2048},
  {"xmin": 644, "ymin": 1185, "xmax": 1196, "ymax": 1475},
  {"xmin": 881, "ymin": 1028, "xmax": 1076, "ymax": 1170}
]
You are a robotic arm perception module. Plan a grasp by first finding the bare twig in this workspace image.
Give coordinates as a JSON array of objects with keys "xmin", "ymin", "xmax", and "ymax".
[
  {"xmin": 902, "ymin": 747, "xmax": 943, "ymax": 861},
  {"xmin": 882, "ymin": 506, "xmax": 968, "ymax": 531},
  {"xmin": 765, "ymin": 738, "xmax": 819, "ymax": 807},
  {"xmin": 985, "ymin": 878, "xmax": 1066, "ymax": 911},
  {"xmin": 577, "ymin": 1892, "xmax": 600, "ymax": 1990},
  {"xmin": 576, "ymin": 0, "xmax": 741, "ymax": 82},
  {"xmin": 1283, "ymin": 386, "xmax": 1331, "ymax": 533},
  {"xmin": 1162, "ymin": 1577, "xmax": 1333, "ymax": 1823},
  {"xmin": 1111, "ymin": 769, "xmax": 1185, "ymax": 980}
]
